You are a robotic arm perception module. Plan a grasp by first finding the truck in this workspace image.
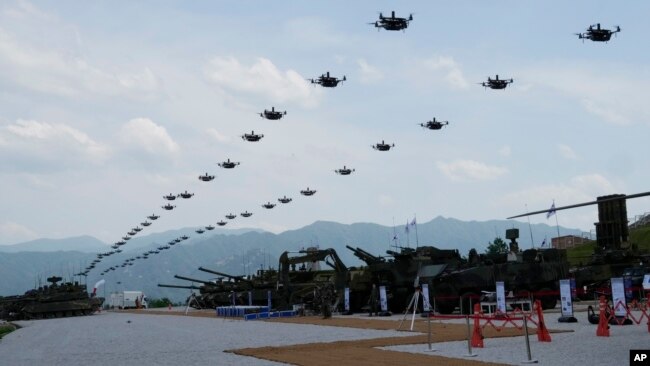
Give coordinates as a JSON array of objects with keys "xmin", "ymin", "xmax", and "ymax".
[{"xmin": 110, "ymin": 291, "xmax": 147, "ymax": 309}]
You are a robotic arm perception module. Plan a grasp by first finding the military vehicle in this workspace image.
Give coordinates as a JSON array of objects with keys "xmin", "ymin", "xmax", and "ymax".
[
  {"xmin": 347, "ymin": 244, "xmax": 465, "ymax": 312},
  {"xmin": 430, "ymin": 229, "xmax": 569, "ymax": 314},
  {"xmin": 508, "ymin": 192, "xmax": 650, "ymax": 299},
  {"xmin": 0, "ymin": 276, "xmax": 104, "ymax": 320}
]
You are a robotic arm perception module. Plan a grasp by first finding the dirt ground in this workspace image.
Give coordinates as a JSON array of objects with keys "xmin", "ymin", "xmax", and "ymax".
[{"xmin": 124, "ymin": 309, "xmax": 567, "ymax": 366}]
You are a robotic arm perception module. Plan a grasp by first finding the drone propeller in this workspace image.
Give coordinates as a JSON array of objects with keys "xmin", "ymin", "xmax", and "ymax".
[{"xmin": 408, "ymin": 14, "xmax": 413, "ymax": 21}]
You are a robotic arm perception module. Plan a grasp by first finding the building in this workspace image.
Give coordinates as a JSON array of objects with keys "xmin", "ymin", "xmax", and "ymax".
[{"xmin": 551, "ymin": 235, "xmax": 588, "ymax": 249}]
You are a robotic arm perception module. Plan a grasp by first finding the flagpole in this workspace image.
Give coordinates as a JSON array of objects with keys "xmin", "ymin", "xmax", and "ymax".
[
  {"xmin": 414, "ymin": 214, "xmax": 419, "ymax": 248},
  {"xmin": 525, "ymin": 204, "xmax": 535, "ymax": 249},
  {"xmin": 406, "ymin": 219, "xmax": 410, "ymax": 248}
]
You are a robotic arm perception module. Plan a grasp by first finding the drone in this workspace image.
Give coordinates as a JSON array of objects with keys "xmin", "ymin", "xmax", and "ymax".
[
  {"xmin": 225, "ymin": 213, "xmax": 237, "ymax": 220},
  {"xmin": 128, "ymin": 230, "xmax": 137, "ymax": 236},
  {"xmin": 115, "ymin": 249, "xmax": 122, "ymax": 253},
  {"xmin": 241, "ymin": 130, "xmax": 264, "ymax": 142},
  {"xmin": 576, "ymin": 23, "xmax": 620, "ymax": 42},
  {"xmin": 372, "ymin": 140, "xmax": 395, "ymax": 151},
  {"xmin": 162, "ymin": 204, "xmax": 176, "ymax": 210},
  {"xmin": 164, "ymin": 193, "xmax": 177, "ymax": 200},
  {"xmin": 198, "ymin": 173, "xmax": 215, "ymax": 182},
  {"xmin": 309, "ymin": 72, "xmax": 346, "ymax": 87},
  {"xmin": 115, "ymin": 241, "xmax": 126, "ymax": 246},
  {"xmin": 334, "ymin": 165, "xmax": 355, "ymax": 175},
  {"xmin": 370, "ymin": 11, "xmax": 413, "ymax": 31},
  {"xmin": 205, "ymin": 225, "xmax": 215, "ymax": 230},
  {"xmin": 196, "ymin": 229, "xmax": 205, "ymax": 234},
  {"xmin": 300, "ymin": 187, "xmax": 317, "ymax": 196},
  {"xmin": 180, "ymin": 235, "xmax": 189, "ymax": 240},
  {"xmin": 141, "ymin": 221, "xmax": 151, "ymax": 227},
  {"xmin": 260, "ymin": 107, "xmax": 287, "ymax": 120},
  {"xmin": 147, "ymin": 214, "xmax": 160, "ymax": 220},
  {"xmin": 240, "ymin": 211, "xmax": 253, "ymax": 217},
  {"xmin": 122, "ymin": 236, "xmax": 131, "ymax": 241},
  {"xmin": 420, "ymin": 117, "xmax": 449, "ymax": 130},
  {"xmin": 480, "ymin": 75, "xmax": 513, "ymax": 90},
  {"xmin": 111, "ymin": 244, "xmax": 119, "ymax": 249},
  {"xmin": 218, "ymin": 158, "xmax": 240, "ymax": 169},
  {"xmin": 217, "ymin": 220, "xmax": 227, "ymax": 226},
  {"xmin": 178, "ymin": 190, "xmax": 194, "ymax": 199},
  {"xmin": 262, "ymin": 202, "xmax": 276, "ymax": 209},
  {"xmin": 168, "ymin": 241, "xmax": 176, "ymax": 246},
  {"xmin": 132, "ymin": 227, "xmax": 142, "ymax": 232},
  {"xmin": 278, "ymin": 196, "xmax": 292, "ymax": 204}
]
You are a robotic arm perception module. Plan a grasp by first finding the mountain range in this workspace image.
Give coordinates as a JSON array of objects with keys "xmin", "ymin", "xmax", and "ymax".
[{"xmin": 0, "ymin": 217, "xmax": 582, "ymax": 302}]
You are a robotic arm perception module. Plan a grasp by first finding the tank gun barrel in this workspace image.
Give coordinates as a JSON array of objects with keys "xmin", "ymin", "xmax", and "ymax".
[
  {"xmin": 346, "ymin": 245, "xmax": 384, "ymax": 264},
  {"xmin": 158, "ymin": 284, "xmax": 201, "ymax": 290},
  {"xmin": 173, "ymin": 275, "xmax": 212, "ymax": 284},
  {"xmin": 198, "ymin": 267, "xmax": 252, "ymax": 283}
]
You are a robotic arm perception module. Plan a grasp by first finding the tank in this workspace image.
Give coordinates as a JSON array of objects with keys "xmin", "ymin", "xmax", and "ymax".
[{"xmin": 0, "ymin": 276, "xmax": 104, "ymax": 320}]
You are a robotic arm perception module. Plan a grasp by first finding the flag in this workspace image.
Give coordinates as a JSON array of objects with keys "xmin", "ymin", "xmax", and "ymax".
[
  {"xmin": 541, "ymin": 238, "xmax": 546, "ymax": 247},
  {"xmin": 392, "ymin": 234, "xmax": 398, "ymax": 241},
  {"xmin": 410, "ymin": 217, "xmax": 417, "ymax": 226},
  {"xmin": 404, "ymin": 220, "xmax": 410, "ymax": 234},
  {"xmin": 546, "ymin": 202, "xmax": 556, "ymax": 219}
]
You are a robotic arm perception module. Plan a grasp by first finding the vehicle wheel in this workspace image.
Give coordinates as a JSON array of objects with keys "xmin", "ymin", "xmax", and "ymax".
[
  {"xmin": 536, "ymin": 287, "xmax": 557, "ymax": 310},
  {"xmin": 460, "ymin": 292, "xmax": 479, "ymax": 315}
]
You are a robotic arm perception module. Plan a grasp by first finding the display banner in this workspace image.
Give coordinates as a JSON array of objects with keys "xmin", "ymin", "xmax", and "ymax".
[
  {"xmin": 496, "ymin": 281, "xmax": 506, "ymax": 313},
  {"xmin": 248, "ymin": 291, "xmax": 253, "ymax": 306},
  {"xmin": 231, "ymin": 292, "xmax": 236, "ymax": 306},
  {"xmin": 643, "ymin": 274, "xmax": 650, "ymax": 291},
  {"xmin": 559, "ymin": 279, "xmax": 574, "ymax": 317},
  {"xmin": 421, "ymin": 284, "xmax": 431, "ymax": 312},
  {"xmin": 267, "ymin": 290, "xmax": 272, "ymax": 309},
  {"xmin": 379, "ymin": 285, "xmax": 388, "ymax": 312},
  {"xmin": 611, "ymin": 277, "xmax": 626, "ymax": 317},
  {"xmin": 344, "ymin": 287, "xmax": 350, "ymax": 312}
]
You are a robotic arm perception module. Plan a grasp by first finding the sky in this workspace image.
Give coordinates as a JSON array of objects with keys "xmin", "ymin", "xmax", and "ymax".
[{"xmin": 1, "ymin": 0, "xmax": 650, "ymax": 246}]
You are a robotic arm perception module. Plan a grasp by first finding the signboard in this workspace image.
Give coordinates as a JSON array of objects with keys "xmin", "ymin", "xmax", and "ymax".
[
  {"xmin": 344, "ymin": 287, "xmax": 350, "ymax": 312},
  {"xmin": 559, "ymin": 279, "xmax": 574, "ymax": 317},
  {"xmin": 643, "ymin": 274, "xmax": 650, "ymax": 291},
  {"xmin": 267, "ymin": 290, "xmax": 272, "ymax": 309},
  {"xmin": 231, "ymin": 292, "xmax": 236, "ymax": 306},
  {"xmin": 379, "ymin": 285, "xmax": 388, "ymax": 312},
  {"xmin": 248, "ymin": 291, "xmax": 253, "ymax": 306},
  {"xmin": 611, "ymin": 277, "xmax": 627, "ymax": 317},
  {"xmin": 496, "ymin": 281, "xmax": 506, "ymax": 313},
  {"xmin": 421, "ymin": 284, "xmax": 431, "ymax": 312}
]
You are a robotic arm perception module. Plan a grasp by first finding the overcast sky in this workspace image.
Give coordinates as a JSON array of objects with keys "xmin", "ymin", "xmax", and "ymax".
[{"xmin": 1, "ymin": 0, "xmax": 649, "ymax": 246}]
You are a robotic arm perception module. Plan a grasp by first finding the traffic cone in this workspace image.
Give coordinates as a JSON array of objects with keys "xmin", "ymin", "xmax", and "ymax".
[
  {"xmin": 596, "ymin": 296, "xmax": 610, "ymax": 337},
  {"xmin": 168, "ymin": 303, "xmax": 172, "ymax": 311},
  {"xmin": 534, "ymin": 300, "xmax": 551, "ymax": 342},
  {"xmin": 471, "ymin": 303, "xmax": 484, "ymax": 348}
]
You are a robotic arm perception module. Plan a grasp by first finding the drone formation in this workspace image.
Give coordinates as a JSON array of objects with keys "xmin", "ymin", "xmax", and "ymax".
[{"xmin": 81, "ymin": 13, "xmax": 622, "ymax": 281}]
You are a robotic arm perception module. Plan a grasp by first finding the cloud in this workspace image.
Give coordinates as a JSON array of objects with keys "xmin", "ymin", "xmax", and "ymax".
[
  {"xmin": 206, "ymin": 128, "xmax": 231, "ymax": 144},
  {"xmin": 502, "ymin": 174, "xmax": 617, "ymax": 207},
  {"xmin": 1, "ymin": 119, "xmax": 110, "ymax": 165},
  {"xmin": 378, "ymin": 194, "xmax": 395, "ymax": 206},
  {"xmin": 409, "ymin": 56, "xmax": 469, "ymax": 89},
  {"xmin": 557, "ymin": 144, "xmax": 579, "ymax": 160},
  {"xmin": 357, "ymin": 59, "xmax": 383, "ymax": 83},
  {"xmin": 0, "ymin": 221, "xmax": 38, "ymax": 245},
  {"xmin": 119, "ymin": 118, "xmax": 179, "ymax": 155},
  {"xmin": 204, "ymin": 56, "xmax": 320, "ymax": 107},
  {"xmin": 499, "ymin": 145, "xmax": 511, "ymax": 157},
  {"xmin": 437, "ymin": 159, "xmax": 507, "ymax": 181},
  {"xmin": 580, "ymin": 99, "xmax": 627, "ymax": 125}
]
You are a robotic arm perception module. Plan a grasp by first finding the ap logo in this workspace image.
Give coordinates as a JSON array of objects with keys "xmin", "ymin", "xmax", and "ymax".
[{"xmin": 630, "ymin": 350, "xmax": 649, "ymax": 365}]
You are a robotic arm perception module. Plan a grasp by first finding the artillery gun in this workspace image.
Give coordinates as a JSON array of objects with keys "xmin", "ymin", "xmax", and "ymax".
[
  {"xmin": 509, "ymin": 191, "xmax": 650, "ymax": 298},
  {"xmin": 0, "ymin": 276, "xmax": 104, "ymax": 320}
]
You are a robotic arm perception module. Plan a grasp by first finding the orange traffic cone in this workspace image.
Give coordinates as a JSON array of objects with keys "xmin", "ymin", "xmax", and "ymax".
[
  {"xmin": 534, "ymin": 300, "xmax": 551, "ymax": 342},
  {"xmin": 596, "ymin": 296, "xmax": 610, "ymax": 337},
  {"xmin": 471, "ymin": 303, "xmax": 484, "ymax": 348}
]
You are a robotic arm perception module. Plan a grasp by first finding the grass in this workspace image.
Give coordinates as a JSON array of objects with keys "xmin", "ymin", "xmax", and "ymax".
[
  {"xmin": 566, "ymin": 224, "xmax": 650, "ymax": 267},
  {"xmin": 0, "ymin": 323, "xmax": 17, "ymax": 339}
]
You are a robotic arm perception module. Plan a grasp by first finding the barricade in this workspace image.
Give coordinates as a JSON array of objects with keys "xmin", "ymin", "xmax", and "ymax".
[{"xmin": 596, "ymin": 295, "xmax": 650, "ymax": 336}]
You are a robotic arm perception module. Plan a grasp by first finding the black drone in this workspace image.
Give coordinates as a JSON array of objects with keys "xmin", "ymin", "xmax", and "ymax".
[
  {"xmin": 127, "ymin": 230, "xmax": 137, "ymax": 236},
  {"xmin": 132, "ymin": 227, "xmax": 142, "ymax": 232},
  {"xmin": 335, "ymin": 166, "xmax": 355, "ymax": 175},
  {"xmin": 217, "ymin": 220, "xmax": 227, "ymax": 226},
  {"xmin": 480, "ymin": 75, "xmax": 513, "ymax": 90},
  {"xmin": 370, "ymin": 11, "xmax": 412, "ymax": 31},
  {"xmin": 115, "ymin": 249, "xmax": 122, "ymax": 253},
  {"xmin": 178, "ymin": 190, "xmax": 194, "ymax": 199},
  {"xmin": 262, "ymin": 201, "xmax": 276, "ymax": 209},
  {"xmin": 225, "ymin": 213, "xmax": 236, "ymax": 220},
  {"xmin": 372, "ymin": 140, "xmax": 395, "ymax": 151},
  {"xmin": 300, "ymin": 187, "xmax": 317, "ymax": 196},
  {"xmin": 260, "ymin": 107, "xmax": 287, "ymax": 120},
  {"xmin": 310, "ymin": 72, "xmax": 346, "ymax": 87},
  {"xmin": 111, "ymin": 244, "xmax": 119, "ymax": 249},
  {"xmin": 163, "ymin": 193, "xmax": 176, "ymax": 201},
  {"xmin": 576, "ymin": 23, "xmax": 620, "ymax": 42},
  {"xmin": 420, "ymin": 117, "xmax": 449, "ymax": 130},
  {"xmin": 196, "ymin": 229, "xmax": 205, "ymax": 234},
  {"xmin": 148, "ymin": 214, "xmax": 160, "ymax": 220},
  {"xmin": 241, "ymin": 211, "xmax": 253, "ymax": 217},
  {"xmin": 241, "ymin": 130, "xmax": 264, "ymax": 142},
  {"xmin": 115, "ymin": 241, "xmax": 126, "ymax": 246},
  {"xmin": 205, "ymin": 225, "xmax": 215, "ymax": 230},
  {"xmin": 218, "ymin": 158, "xmax": 240, "ymax": 169},
  {"xmin": 141, "ymin": 221, "xmax": 151, "ymax": 227},
  {"xmin": 278, "ymin": 196, "xmax": 292, "ymax": 204},
  {"xmin": 122, "ymin": 236, "xmax": 131, "ymax": 241},
  {"xmin": 162, "ymin": 204, "xmax": 176, "ymax": 210},
  {"xmin": 198, "ymin": 173, "xmax": 215, "ymax": 182},
  {"xmin": 180, "ymin": 235, "xmax": 189, "ymax": 240}
]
